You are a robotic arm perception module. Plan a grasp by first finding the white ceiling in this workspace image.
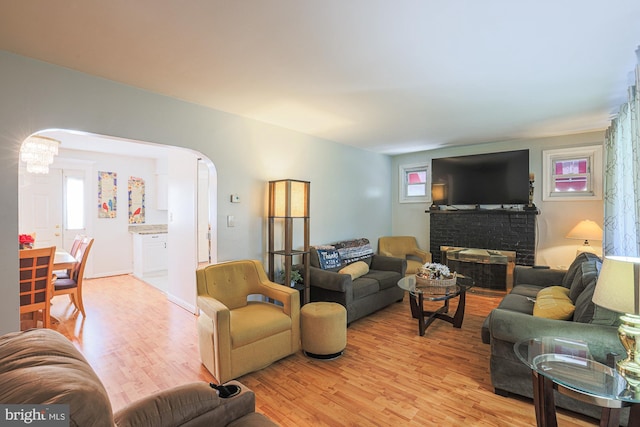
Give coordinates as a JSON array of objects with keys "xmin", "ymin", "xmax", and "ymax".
[{"xmin": 2, "ymin": 1, "xmax": 640, "ymax": 155}]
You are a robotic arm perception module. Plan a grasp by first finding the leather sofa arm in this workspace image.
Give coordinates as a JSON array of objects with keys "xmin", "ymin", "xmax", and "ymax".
[
  {"xmin": 513, "ymin": 266, "xmax": 566, "ymax": 288},
  {"xmin": 370, "ymin": 254, "xmax": 406, "ymax": 276},
  {"xmin": 488, "ymin": 308, "xmax": 623, "ymax": 363},
  {"xmin": 113, "ymin": 381, "xmax": 259, "ymax": 427}
]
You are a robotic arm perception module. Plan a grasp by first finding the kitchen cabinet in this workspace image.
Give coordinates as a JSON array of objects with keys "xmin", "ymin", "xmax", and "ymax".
[{"xmin": 133, "ymin": 233, "xmax": 168, "ymax": 278}]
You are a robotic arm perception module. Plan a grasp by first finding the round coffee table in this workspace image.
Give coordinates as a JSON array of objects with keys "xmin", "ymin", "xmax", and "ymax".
[{"xmin": 397, "ymin": 274, "xmax": 474, "ymax": 336}]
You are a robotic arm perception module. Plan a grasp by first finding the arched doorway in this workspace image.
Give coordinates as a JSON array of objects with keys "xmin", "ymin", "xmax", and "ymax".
[{"xmin": 18, "ymin": 129, "xmax": 217, "ymax": 313}]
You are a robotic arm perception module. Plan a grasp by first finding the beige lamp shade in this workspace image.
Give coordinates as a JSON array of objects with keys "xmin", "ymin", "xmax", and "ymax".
[
  {"xmin": 592, "ymin": 256, "xmax": 640, "ymax": 315},
  {"xmin": 268, "ymin": 179, "xmax": 310, "ymax": 218},
  {"xmin": 431, "ymin": 184, "xmax": 446, "ymax": 202},
  {"xmin": 566, "ymin": 219, "xmax": 603, "ymax": 244}
]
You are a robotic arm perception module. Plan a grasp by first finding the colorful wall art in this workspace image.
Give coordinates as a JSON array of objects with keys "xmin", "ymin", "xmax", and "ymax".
[
  {"xmin": 98, "ymin": 171, "xmax": 117, "ymax": 218},
  {"xmin": 128, "ymin": 177, "xmax": 145, "ymax": 224}
]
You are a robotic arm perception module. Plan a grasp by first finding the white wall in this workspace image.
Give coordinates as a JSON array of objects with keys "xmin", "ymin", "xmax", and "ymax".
[
  {"xmin": 0, "ymin": 51, "xmax": 393, "ymax": 333},
  {"xmin": 45, "ymin": 148, "xmax": 170, "ymax": 278},
  {"xmin": 392, "ymin": 132, "xmax": 605, "ymax": 269}
]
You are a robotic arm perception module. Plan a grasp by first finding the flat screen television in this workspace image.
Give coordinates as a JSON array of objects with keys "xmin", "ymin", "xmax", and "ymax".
[{"xmin": 431, "ymin": 149, "xmax": 530, "ymax": 206}]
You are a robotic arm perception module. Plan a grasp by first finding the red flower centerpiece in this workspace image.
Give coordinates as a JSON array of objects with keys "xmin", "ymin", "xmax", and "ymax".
[{"xmin": 19, "ymin": 234, "xmax": 34, "ymax": 249}]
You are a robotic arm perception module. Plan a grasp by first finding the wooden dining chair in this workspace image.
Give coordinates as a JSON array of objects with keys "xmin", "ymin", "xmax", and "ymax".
[
  {"xmin": 53, "ymin": 237, "xmax": 93, "ymax": 317},
  {"xmin": 53, "ymin": 234, "xmax": 85, "ymax": 280},
  {"xmin": 20, "ymin": 246, "xmax": 56, "ymax": 329}
]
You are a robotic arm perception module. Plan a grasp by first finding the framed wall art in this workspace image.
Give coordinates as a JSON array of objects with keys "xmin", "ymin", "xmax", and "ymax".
[
  {"xmin": 98, "ymin": 171, "xmax": 117, "ymax": 218},
  {"xmin": 128, "ymin": 176, "xmax": 145, "ymax": 224}
]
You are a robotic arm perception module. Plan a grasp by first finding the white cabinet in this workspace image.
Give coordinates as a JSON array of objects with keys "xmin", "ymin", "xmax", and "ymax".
[{"xmin": 133, "ymin": 233, "xmax": 168, "ymax": 278}]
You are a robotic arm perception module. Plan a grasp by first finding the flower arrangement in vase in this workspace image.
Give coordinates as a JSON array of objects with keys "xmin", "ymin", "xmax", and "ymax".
[
  {"xmin": 415, "ymin": 262, "xmax": 457, "ymax": 287},
  {"xmin": 19, "ymin": 234, "xmax": 34, "ymax": 249}
]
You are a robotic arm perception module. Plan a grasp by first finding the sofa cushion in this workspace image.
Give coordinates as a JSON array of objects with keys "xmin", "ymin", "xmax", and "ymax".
[
  {"xmin": 496, "ymin": 293, "xmax": 536, "ymax": 315},
  {"xmin": 364, "ymin": 269, "xmax": 402, "ymax": 290},
  {"xmin": 573, "ymin": 280, "xmax": 597, "ymax": 323},
  {"xmin": 338, "ymin": 261, "xmax": 369, "ymax": 280},
  {"xmin": 569, "ymin": 260, "xmax": 601, "ymax": 303},
  {"xmin": 509, "ymin": 284, "xmax": 545, "ymax": 298},
  {"xmin": 591, "ymin": 304, "xmax": 623, "ymax": 326},
  {"xmin": 561, "ymin": 252, "xmax": 602, "ymax": 289},
  {"xmin": 352, "ymin": 277, "xmax": 380, "ymax": 300},
  {"xmin": 533, "ymin": 286, "xmax": 575, "ymax": 320}
]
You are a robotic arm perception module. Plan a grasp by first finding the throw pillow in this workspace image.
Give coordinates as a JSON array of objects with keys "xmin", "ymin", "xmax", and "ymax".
[
  {"xmin": 561, "ymin": 252, "xmax": 602, "ymax": 288},
  {"xmin": 338, "ymin": 261, "xmax": 369, "ymax": 280},
  {"xmin": 573, "ymin": 281, "xmax": 597, "ymax": 323},
  {"xmin": 533, "ymin": 286, "xmax": 575, "ymax": 320},
  {"xmin": 316, "ymin": 249, "xmax": 342, "ymax": 270},
  {"xmin": 569, "ymin": 260, "xmax": 601, "ymax": 303},
  {"xmin": 591, "ymin": 304, "xmax": 623, "ymax": 326}
]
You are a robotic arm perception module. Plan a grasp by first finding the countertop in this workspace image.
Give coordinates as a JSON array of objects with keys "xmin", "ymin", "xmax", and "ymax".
[{"xmin": 128, "ymin": 224, "xmax": 168, "ymax": 234}]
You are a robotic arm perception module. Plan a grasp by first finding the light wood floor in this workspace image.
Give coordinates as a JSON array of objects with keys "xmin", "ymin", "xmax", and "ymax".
[{"xmin": 50, "ymin": 275, "xmax": 598, "ymax": 426}]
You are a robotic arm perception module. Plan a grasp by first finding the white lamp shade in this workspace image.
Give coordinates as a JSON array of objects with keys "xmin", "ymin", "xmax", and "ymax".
[
  {"xmin": 268, "ymin": 179, "xmax": 309, "ymax": 218},
  {"xmin": 566, "ymin": 219, "xmax": 603, "ymax": 242},
  {"xmin": 592, "ymin": 256, "xmax": 640, "ymax": 315}
]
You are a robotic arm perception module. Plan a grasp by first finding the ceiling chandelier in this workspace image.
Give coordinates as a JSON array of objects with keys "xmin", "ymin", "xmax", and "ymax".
[{"xmin": 20, "ymin": 135, "xmax": 60, "ymax": 174}]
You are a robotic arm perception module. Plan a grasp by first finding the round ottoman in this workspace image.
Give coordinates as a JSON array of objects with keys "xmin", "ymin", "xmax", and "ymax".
[{"xmin": 300, "ymin": 302, "xmax": 347, "ymax": 359}]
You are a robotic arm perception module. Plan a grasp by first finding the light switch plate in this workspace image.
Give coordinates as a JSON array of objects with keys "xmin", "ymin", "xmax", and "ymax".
[{"xmin": 227, "ymin": 215, "xmax": 235, "ymax": 227}]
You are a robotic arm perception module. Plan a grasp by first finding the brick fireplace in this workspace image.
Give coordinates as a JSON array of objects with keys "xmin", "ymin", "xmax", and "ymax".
[{"xmin": 429, "ymin": 209, "xmax": 537, "ymax": 288}]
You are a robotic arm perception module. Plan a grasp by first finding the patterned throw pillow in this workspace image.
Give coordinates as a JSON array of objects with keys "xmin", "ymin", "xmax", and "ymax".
[{"xmin": 316, "ymin": 248, "xmax": 342, "ymax": 270}]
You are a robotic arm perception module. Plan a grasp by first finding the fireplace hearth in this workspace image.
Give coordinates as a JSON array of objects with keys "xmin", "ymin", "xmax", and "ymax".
[{"xmin": 443, "ymin": 246, "xmax": 516, "ymax": 290}]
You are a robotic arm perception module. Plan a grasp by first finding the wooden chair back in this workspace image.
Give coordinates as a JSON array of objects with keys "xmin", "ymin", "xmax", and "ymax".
[{"xmin": 19, "ymin": 246, "xmax": 55, "ymax": 328}]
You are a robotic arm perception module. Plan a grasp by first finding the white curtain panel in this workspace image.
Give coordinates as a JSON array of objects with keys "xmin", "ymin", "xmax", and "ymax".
[{"xmin": 604, "ymin": 47, "xmax": 640, "ymax": 256}]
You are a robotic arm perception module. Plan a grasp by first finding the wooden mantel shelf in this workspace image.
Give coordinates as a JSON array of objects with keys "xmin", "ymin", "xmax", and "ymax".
[{"xmin": 426, "ymin": 208, "xmax": 539, "ymax": 215}]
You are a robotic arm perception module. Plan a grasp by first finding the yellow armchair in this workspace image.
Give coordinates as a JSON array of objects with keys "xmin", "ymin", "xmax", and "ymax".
[
  {"xmin": 196, "ymin": 260, "xmax": 300, "ymax": 384},
  {"xmin": 378, "ymin": 236, "xmax": 432, "ymax": 275}
]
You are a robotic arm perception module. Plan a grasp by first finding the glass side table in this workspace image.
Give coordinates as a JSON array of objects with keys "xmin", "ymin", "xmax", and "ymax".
[{"xmin": 514, "ymin": 337, "xmax": 640, "ymax": 427}]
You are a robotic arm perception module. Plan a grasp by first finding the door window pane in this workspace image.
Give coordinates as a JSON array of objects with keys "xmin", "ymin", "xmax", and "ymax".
[{"xmin": 65, "ymin": 176, "xmax": 85, "ymax": 230}]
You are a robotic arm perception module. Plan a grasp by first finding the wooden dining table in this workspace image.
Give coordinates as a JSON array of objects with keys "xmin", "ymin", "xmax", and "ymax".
[{"xmin": 54, "ymin": 249, "xmax": 78, "ymax": 270}]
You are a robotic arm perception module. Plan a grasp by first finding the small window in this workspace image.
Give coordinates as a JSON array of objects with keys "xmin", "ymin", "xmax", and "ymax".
[
  {"xmin": 399, "ymin": 163, "xmax": 430, "ymax": 203},
  {"xmin": 542, "ymin": 146, "xmax": 602, "ymax": 201}
]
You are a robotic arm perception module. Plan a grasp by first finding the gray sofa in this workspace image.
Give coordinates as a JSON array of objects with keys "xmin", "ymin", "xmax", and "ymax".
[
  {"xmin": 482, "ymin": 252, "xmax": 628, "ymax": 423},
  {"xmin": 301, "ymin": 238, "xmax": 406, "ymax": 324},
  {"xmin": 0, "ymin": 328, "xmax": 278, "ymax": 427}
]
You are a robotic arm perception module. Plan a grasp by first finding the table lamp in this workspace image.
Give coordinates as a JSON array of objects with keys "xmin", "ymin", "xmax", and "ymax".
[
  {"xmin": 592, "ymin": 256, "xmax": 640, "ymax": 387},
  {"xmin": 566, "ymin": 219, "xmax": 603, "ymax": 255}
]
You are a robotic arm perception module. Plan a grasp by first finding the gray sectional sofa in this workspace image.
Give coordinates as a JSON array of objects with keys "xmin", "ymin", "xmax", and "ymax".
[
  {"xmin": 482, "ymin": 252, "xmax": 628, "ymax": 423},
  {"xmin": 301, "ymin": 238, "xmax": 406, "ymax": 324}
]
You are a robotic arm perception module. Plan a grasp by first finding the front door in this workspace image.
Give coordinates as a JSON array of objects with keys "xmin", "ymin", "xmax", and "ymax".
[{"xmin": 19, "ymin": 168, "xmax": 64, "ymax": 249}]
